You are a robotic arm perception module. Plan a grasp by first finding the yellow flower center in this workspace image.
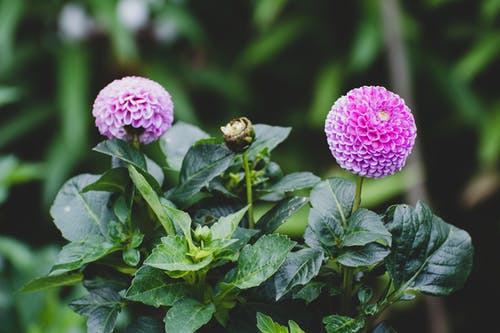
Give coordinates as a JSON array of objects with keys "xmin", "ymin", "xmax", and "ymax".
[{"xmin": 378, "ymin": 110, "xmax": 390, "ymax": 120}]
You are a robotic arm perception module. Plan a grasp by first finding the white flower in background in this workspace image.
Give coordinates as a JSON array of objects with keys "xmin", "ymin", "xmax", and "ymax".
[
  {"xmin": 58, "ymin": 3, "xmax": 93, "ymax": 42},
  {"xmin": 117, "ymin": 0, "xmax": 150, "ymax": 32},
  {"xmin": 153, "ymin": 17, "xmax": 179, "ymax": 43}
]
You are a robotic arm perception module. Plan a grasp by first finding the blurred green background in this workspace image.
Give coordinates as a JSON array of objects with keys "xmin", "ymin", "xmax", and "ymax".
[{"xmin": 1, "ymin": 0, "xmax": 498, "ymax": 332}]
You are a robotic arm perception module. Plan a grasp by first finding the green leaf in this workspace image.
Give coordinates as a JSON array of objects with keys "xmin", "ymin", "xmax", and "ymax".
[
  {"xmin": 238, "ymin": 18, "xmax": 305, "ymax": 70},
  {"xmin": 323, "ymin": 315, "xmax": 365, "ymax": 333},
  {"xmin": 310, "ymin": 178, "xmax": 355, "ymax": 222},
  {"xmin": 348, "ymin": 2, "xmax": 381, "ymax": 72},
  {"xmin": 288, "ymin": 320, "xmax": 306, "ymax": 333},
  {"xmin": 292, "ymin": 281, "xmax": 326, "ymax": 303},
  {"xmin": 304, "ymin": 207, "xmax": 343, "ymax": 253},
  {"xmin": 50, "ymin": 236, "xmax": 117, "ymax": 275},
  {"xmin": 247, "ymin": 124, "xmax": 291, "ymax": 160},
  {"xmin": 372, "ymin": 322, "xmax": 397, "ymax": 333},
  {"xmin": 308, "ymin": 62, "xmax": 342, "ymax": 127},
  {"xmin": 168, "ymin": 143, "xmax": 235, "ymax": 206},
  {"xmin": 50, "ymin": 174, "xmax": 113, "ymax": 241},
  {"xmin": 253, "ymin": 0, "xmax": 288, "ymax": 31},
  {"xmin": 18, "ymin": 272, "xmax": 83, "ymax": 293},
  {"xmin": 88, "ymin": 0, "xmax": 137, "ymax": 61},
  {"xmin": 0, "ymin": 105, "xmax": 52, "ymax": 150},
  {"xmin": 70, "ymin": 285, "xmax": 122, "ymax": 333},
  {"xmin": 83, "ymin": 168, "xmax": 129, "ymax": 193},
  {"xmin": 161, "ymin": 199, "xmax": 193, "ymax": 240},
  {"xmin": 262, "ymin": 172, "xmax": 320, "ymax": 193},
  {"xmin": 384, "ymin": 202, "xmax": 473, "ymax": 295},
  {"xmin": 93, "ymin": 139, "xmax": 147, "ymax": 170},
  {"xmin": 225, "ymin": 234, "xmax": 296, "ymax": 289},
  {"xmin": 125, "ymin": 266, "xmax": 188, "ymax": 307},
  {"xmin": 211, "ymin": 205, "xmax": 249, "ymax": 240},
  {"xmin": 128, "ymin": 165, "xmax": 175, "ymax": 235},
  {"xmin": 274, "ymin": 248, "xmax": 324, "ymax": 300},
  {"xmin": 122, "ymin": 247, "xmax": 140, "ymax": 266},
  {"xmin": 145, "ymin": 236, "xmax": 212, "ymax": 272},
  {"xmin": 164, "ymin": 298, "xmax": 215, "ymax": 333},
  {"xmin": 454, "ymin": 33, "xmax": 500, "ymax": 82},
  {"xmin": 344, "ymin": 209, "xmax": 391, "ymax": 247},
  {"xmin": 160, "ymin": 122, "xmax": 210, "ymax": 172},
  {"xmin": 0, "ymin": 86, "xmax": 22, "ymax": 106},
  {"xmin": 257, "ymin": 197, "xmax": 308, "ymax": 234},
  {"xmin": 337, "ymin": 243, "xmax": 389, "ymax": 268},
  {"xmin": 304, "ymin": 178, "xmax": 355, "ymax": 253},
  {"xmin": 256, "ymin": 312, "xmax": 288, "ymax": 333}
]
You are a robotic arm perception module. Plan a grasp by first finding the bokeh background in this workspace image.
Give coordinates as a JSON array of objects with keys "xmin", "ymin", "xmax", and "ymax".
[{"xmin": 0, "ymin": 0, "xmax": 498, "ymax": 332}]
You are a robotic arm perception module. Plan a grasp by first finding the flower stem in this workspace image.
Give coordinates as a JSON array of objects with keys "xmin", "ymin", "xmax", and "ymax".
[
  {"xmin": 132, "ymin": 134, "xmax": 140, "ymax": 150},
  {"xmin": 341, "ymin": 176, "xmax": 364, "ymax": 314},
  {"xmin": 242, "ymin": 152, "xmax": 254, "ymax": 228},
  {"xmin": 353, "ymin": 176, "xmax": 364, "ymax": 212}
]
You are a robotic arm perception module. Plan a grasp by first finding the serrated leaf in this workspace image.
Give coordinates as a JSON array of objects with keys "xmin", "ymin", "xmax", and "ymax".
[
  {"xmin": 337, "ymin": 243, "xmax": 389, "ymax": 268},
  {"xmin": 70, "ymin": 286, "xmax": 122, "ymax": 333},
  {"xmin": 384, "ymin": 202, "xmax": 473, "ymax": 295},
  {"xmin": 145, "ymin": 236, "xmax": 212, "ymax": 272},
  {"xmin": 274, "ymin": 248, "xmax": 324, "ymax": 300},
  {"xmin": 18, "ymin": 271, "xmax": 83, "ymax": 293},
  {"xmin": 128, "ymin": 165, "xmax": 175, "ymax": 235},
  {"xmin": 257, "ymin": 197, "xmax": 308, "ymax": 234},
  {"xmin": 50, "ymin": 174, "xmax": 113, "ymax": 241},
  {"xmin": 93, "ymin": 139, "xmax": 146, "ymax": 170},
  {"xmin": 82, "ymin": 168, "xmax": 129, "ymax": 193},
  {"xmin": 164, "ymin": 298, "xmax": 215, "ymax": 333},
  {"xmin": 256, "ymin": 312, "xmax": 288, "ymax": 333},
  {"xmin": 50, "ymin": 236, "xmax": 117, "ymax": 275},
  {"xmin": 125, "ymin": 266, "xmax": 188, "ymax": 307},
  {"xmin": 247, "ymin": 124, "xmax": 291, "ymax": 160},
  {"xmin": 304, "ymin": 207, "xmax": 343, "ymax": 253},
  {"xmin": 310, "ymin": 178, "xmax": 355, "ymax": 222},
  {"xmin": 168, "ymin": 143, "xmax": 234, "ymax": 205},
  {"xmin": 262, "ymin": 172, "xmax": 320, "ymax": 193},
  {"xmin": 225, "ymin": 234, "xmax": 296, "ymax": 289},
  {"xmin": 323, "ymin": 315, "xmax": 365, "ymax": 333},
  {"xmin": 292, "ymin": 281, "xmax": 326, "ymax": 304},
  {"xmin": 344, "ymin": 209, "xmax": 391, "ymax": 247},
  {"xmin": 304, "ymin": 178, "xmax": 355, "ymax": 253},
  {"xmin": 160, "ymin": 122, "xmax": 210, "ymax": 172},
  {"xmin": 211, "ymin": 205, "xmax": 249, "ymax": 240}
]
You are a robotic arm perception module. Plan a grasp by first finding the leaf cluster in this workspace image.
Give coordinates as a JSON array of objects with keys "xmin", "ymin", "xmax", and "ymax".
[{"xmin": 20, "ymin": 122, "xmax": 473, "ymax": 333}]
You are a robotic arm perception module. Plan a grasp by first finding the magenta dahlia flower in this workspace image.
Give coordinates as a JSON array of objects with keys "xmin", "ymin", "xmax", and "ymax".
[
  {"xmin": 325, "ymin": 86, "xmax": 416, "ymax": 178},
  {"xmin": 92, "ymin": 76, "xmax": 174, "ymax": 144}
]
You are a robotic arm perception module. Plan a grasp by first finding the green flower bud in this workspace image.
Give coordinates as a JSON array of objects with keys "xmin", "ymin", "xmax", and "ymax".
[
  {"xmin": 220, "ymin": 117, "xmax": 255, "ymax": 153},
  {"xmin": 193, "ymin": 225, "xmax": 212, "ymax": 242}
]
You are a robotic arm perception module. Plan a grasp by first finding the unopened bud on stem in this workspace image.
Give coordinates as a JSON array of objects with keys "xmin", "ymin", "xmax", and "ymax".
[{"xmin": 220, "ymin": 117, "xmax": 255, "ymax": 153}]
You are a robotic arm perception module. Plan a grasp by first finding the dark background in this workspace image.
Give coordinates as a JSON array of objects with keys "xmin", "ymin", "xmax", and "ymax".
[{"xmin": 0, "ymin": 0, "xmax": 498, "ymax": 332}]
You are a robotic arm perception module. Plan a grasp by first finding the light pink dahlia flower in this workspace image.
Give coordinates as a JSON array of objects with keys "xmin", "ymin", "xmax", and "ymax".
[
  {"xmin": 92, "ymin": 76, "xmax": 174, "ymax": 144},
  {"xmin": 325, "ymin": 86, "xmax": 416, "ymax": 178}
]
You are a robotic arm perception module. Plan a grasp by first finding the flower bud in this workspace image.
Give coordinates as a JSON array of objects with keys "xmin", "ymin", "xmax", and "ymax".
[
  {"xmin": 220, "ymin": 117, "xmax": 255, "ymax": 153},
  {"xmin": 193, "ymin": 225, "xmax": 212, "ymax": 242}
]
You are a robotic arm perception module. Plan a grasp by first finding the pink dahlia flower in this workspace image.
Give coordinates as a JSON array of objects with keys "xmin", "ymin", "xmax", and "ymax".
[
  {"xmin": 92, "ymin": 76, "xmax": 174, "ymax": 144},
  {"xmin": 325, "ymin": 86, "xmax": 416, "ymax": 178}
]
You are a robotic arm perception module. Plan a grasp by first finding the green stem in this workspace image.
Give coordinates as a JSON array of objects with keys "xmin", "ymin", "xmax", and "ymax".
[
  {"xmin": 341, "ymin": 176, "xmax": 364, "ymax": 314},
  {"xmin": 242, "ymin": 152, "xmax": 254, "ymax": 229},
  {"xmin": 353, "ymin": 176, "xmax": 364, "ymax": 212},
  {"xmin": 132, "ymin": 134, "xmax": 140, "ymax": 150}
]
